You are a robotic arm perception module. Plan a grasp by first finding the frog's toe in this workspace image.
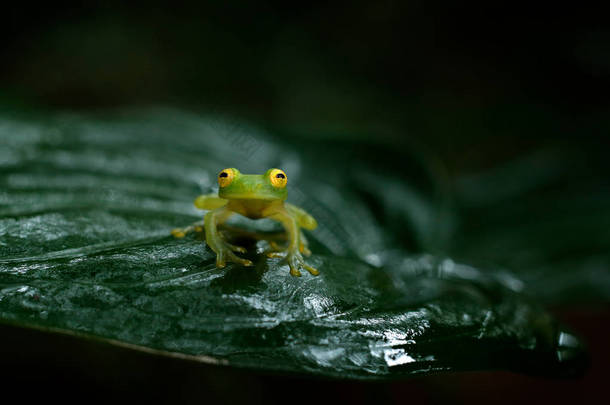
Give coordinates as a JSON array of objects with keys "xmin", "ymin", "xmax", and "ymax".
[
  {"xmin": 215, "ymin": 255, "xmax": 227, "ymax": 268},
  {"xmin": 299, "ymin": 243, "xmax": 312, "ymax": 256},
  {"xmin": 303, "ymin": 264, "xmax": 319, "ymax": 276},
  {"xmin": 266, "ymin": 251, "xmax": 285, "ymax": 259},
  {"xmin": 267, "ymin": 241, "xmax": 284, "ymax": 251},
  {"xmin": 226, "ymin": 251, "xmax": 253, "ymax": 267},
  {"xmin": 264, "ymin": 241, "xmax": 287, "ymax": 257},
  {"xmin": 225, "ymin": 242, "xmax": 247, "ymax": 253},
  {"xmin": 216, "ymin": 251, "xmax": 252, "ymax": 267},
  {"xmin": 171, "ymin": 229, "xmax": 186, "ymax": 238},
  {"xmin": 286, "ymin": 252, "xmax": 318, "ymax": 277}
]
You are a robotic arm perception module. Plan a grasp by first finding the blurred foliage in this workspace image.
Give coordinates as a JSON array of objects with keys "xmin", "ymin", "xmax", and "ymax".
[
  {"xmin": 2, "ymin": 2, "xmax": 609, "ymax": 164},
  {"xmin": 452, "ymin": 143, "xmax": 610, "ymax": 305}
]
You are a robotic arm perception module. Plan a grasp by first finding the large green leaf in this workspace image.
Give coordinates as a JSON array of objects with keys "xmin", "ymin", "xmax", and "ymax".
[{"xmin": 0, "ymin": 109, "xmax": 587, "ymax": 378}]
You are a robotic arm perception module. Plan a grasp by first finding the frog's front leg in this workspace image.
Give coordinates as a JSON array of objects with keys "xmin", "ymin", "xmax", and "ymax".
[
  {"xmin": 204, "ymin": 207, "xmax": 252, "ymax": 268},
  {"xmin": 172, "ymin": 194, "xmax": 228, "ymax": 238},
  {"xmin": 271, "ymin": 210, "xmax": 319, "ymax": 277}
]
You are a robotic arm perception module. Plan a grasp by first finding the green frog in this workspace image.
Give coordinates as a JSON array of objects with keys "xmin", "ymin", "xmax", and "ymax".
[{"xmin": 172, "ymin": 168, "xmax": 319, "ymax": 277}]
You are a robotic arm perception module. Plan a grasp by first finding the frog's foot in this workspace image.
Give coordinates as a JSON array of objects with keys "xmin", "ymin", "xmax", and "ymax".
[
  {"xmin": 171, "ymin": 228, "xmax": 187, "ymax": 238},
  {"xmin": 266, "ymin": 252, "xmax": 285, "ymax": 259},
  {"xmin": 264, "ymin": 241, "xmax": 286, "ymax": 258},
  {"xmin": 214, "ymin": 243, "xmax": 253, "ymax": 268},
  {"xmin": 171, "ymin": 226, "xmax": 196, "ymax": 238},
  {"xmin": 171, "ymin": 222, "xmax": 204, "ymax": 238},
  {"xmin": 286, "ymin": 251, "xmax": 319, "ymax": 277},
  {"xmin": 264, "ymin": 242, "xmax": 317, "ymax": 276}
]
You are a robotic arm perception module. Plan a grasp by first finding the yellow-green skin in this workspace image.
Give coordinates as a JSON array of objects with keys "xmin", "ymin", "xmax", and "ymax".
[{"xmin": 173, "ymin": 168, "xmax": 318, "ymax": 277}]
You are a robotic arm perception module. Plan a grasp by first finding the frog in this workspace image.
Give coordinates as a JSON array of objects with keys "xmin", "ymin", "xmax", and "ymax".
[{"xmin": 172, "ymin": 168, "xmax": 319, "ymax": 277}]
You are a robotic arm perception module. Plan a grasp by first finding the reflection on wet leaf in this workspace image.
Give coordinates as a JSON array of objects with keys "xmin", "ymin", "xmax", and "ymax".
[{"xmin": 0, "ymin": 110, "xmax": 587, "ymax": 379}]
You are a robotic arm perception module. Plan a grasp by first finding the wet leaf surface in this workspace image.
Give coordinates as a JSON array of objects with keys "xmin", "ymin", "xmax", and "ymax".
[{"xmin": 0, "ymin": 109, "xmax": 588, "ymax": 378}]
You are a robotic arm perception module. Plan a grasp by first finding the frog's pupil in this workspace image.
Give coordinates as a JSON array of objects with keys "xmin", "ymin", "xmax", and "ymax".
[
  {"xmin": 219, "ymin": 172, "xmax": 228, "ymax": 178},
  {"xmin": 276, "ymin": 173, "xmax": 285, "ymax": 179}
]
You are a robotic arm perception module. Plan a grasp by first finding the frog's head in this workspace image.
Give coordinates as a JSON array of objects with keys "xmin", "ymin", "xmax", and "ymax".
[{"xmin": 217, "ymin": 168, "xmax": 288, "ymax": 201}]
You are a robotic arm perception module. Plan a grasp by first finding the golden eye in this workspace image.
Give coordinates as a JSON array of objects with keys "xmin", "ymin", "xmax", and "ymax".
[
  {"xmin": 218, "ymin": 168, "xmax": 235, "ymax": 188},
  {"xmin": 269, "ymin": 168, "xmax": 287, "ymax": 188}
]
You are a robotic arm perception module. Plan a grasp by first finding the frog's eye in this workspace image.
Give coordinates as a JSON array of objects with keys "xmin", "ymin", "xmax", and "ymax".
[
  {"xmin": 269, "ymin": 168, "xmax": 287, "ymax": 188},
  {"xmin": 218, "ymin": 168, "xmax": 235, "ymax": 188}
]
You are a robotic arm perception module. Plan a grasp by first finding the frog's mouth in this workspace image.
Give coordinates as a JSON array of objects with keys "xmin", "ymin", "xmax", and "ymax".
[{"xmin": 221, "ymin": 192, "xmax": 285, "ymax": 201}]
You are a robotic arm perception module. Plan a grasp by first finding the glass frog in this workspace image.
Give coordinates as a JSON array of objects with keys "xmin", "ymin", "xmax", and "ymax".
[{"xmin": 172, "ymin": 168, "xmax": 319, "ymax": 277}]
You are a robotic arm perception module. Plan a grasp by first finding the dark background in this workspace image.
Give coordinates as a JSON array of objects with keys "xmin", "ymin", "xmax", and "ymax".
[
  {"xmin": 2, "ymin": 1, "xmax": 609, "ymax": 403},
  {"xmin": 3, "ymin": 2, "xmax": 609, "ymax": 170}
]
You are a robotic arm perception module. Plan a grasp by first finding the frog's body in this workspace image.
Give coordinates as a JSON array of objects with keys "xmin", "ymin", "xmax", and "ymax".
[
  {"xmin": 224, "ymin": 199, "xmax": 283, "ymax": 219},
  {"xmin": 172, "ymin": 168, "xmax": 319, "ymax": 277}
]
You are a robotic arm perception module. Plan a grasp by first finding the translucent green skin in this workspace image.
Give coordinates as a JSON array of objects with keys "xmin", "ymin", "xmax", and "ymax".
[{"xmin": 174, "ymin": 168, "xmax": 318, "ymax": 277}]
